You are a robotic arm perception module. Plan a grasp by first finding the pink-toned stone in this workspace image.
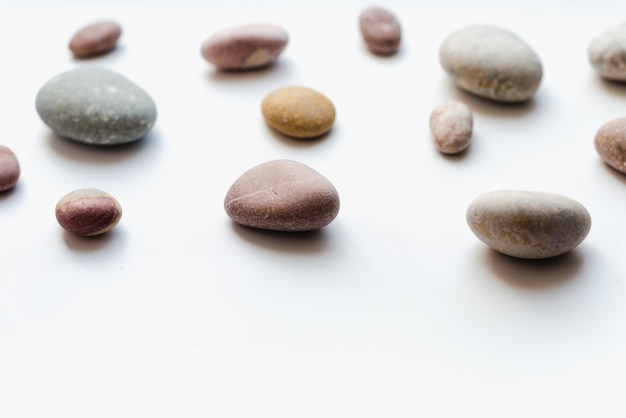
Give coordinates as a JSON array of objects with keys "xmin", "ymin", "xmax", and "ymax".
[
  {"xmin": 55, "ymin": 188, "xmax": 122, "ymax": 236},
  {"xmin": 69, "ymin": 21, "xmax": 122, "ymax": 58},
  {"xmin": 224, "ymin": 159, "xmax": 340, "ymax": 232},
  {"xmin": 429, "ymin": 101, "xmax": 473, "ymax": 154},
  {"xmin": 0, "ymin": 145, "xmax": 20, "ymax": 192},
  {"xmin": 595, "ymin": 116, "xmax": 626, "ymax": 174},
  {"xmin": 201, "ymin": 24, "xmax": 288, "ymax": 70},
  {"xmin": 359, "ymin": 7, "xmax": 401, "ymax": 55}
]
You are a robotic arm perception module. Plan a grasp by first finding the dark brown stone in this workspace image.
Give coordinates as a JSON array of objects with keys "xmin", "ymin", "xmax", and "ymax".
[{"xmin": 69, "ymin": 21, "xmax": 122, "ymax": 58}]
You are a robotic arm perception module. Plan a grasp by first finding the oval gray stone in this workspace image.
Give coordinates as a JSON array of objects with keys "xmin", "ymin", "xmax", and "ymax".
[
  {"xmin": 35, "ymin": 67, "xmax": 157, "ymax": 145},
  {"xmin": 588, "ymin": 22, "xmax": 626, "ymax": 81},
  {"xmin": 594, "ymin": 116, "xmax": 626, "ymax": 173},
  {"xmin": 224, "ymin": 159, "xmax": 340, "ymax": 232},
  {"xmin": 439, "ymin": 25, "xmax": 543, "ymax": 102},
  {"xmin": 466, "ymin": 190, "xmax": 591, "ymax": 259}
]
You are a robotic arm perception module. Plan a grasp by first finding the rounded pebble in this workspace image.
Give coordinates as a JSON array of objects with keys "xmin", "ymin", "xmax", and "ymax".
[
  {"xmin": 261, "ymin": 86, "xmax": 336, "ymax": 138},
  {"xmin": 224, "ymin": 159, "xmax": 340, "ymax": 232},
  {"xmin": 0, "ymin": 145, "xmax": 20, "ymax": 192},
  {"xmin": 359, "ymin": 6, "xmax": 401, "ymax": 55},
  {"xmin": 429, "ymin": 101, "xmax": 473, "ymax": 154},
  {"xmin": 439, "ymin": 25, "xmax": 543, "ymax": 102},
  {"xmin": 35, "ymin": 67, "xmax": 157, "ymax": 145},
  {"xmin": 201, "ymin": 24, "xmax": 288, "ymax": 71},
  {"xmin": 55, "ymin": 188, "xmax": 123, "ymax": 236},
  {"xmin": 466, "ymin": 190, "xmax": 591, "ymax": 259},
  {"xmin": 594, "ymin": 116, "xmax": 626, "ymax": 173},
  {"xmin": 69, "ymin": 20, "xmax": 122, "ymax": 58},
  {"xmin": 588, "ymin": 22, "xmax": 626, "ymax": 81}
]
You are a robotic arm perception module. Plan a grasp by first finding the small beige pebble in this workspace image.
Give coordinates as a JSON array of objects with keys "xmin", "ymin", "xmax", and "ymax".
[
  {"xmin": 466, "ymin": 190, "xmax": 591, "ymax": 259},
  {"xmin": 69, "ymin": 21, "xmax": 122, "ymax": 58},
  {"xmin": 224, "ymin": 159, "xmax": 340, "ymax": 232},
  {"xmin": 0, "ymin": 145, "xmax": 20, "ymax": 192},
  {"xmin": 359, "ymin": 6, "xmax": 401, "ymax": 55},
  {"xmin": 429, "ymin": 101, "xmax": 473, "ymax": 154},
  {"xmin": 55, "ymin": 188, "xmax": 122, "ymax": 236},
  {"xmin": 201, "ymin": 23, "xmax": 288, "ymax": 70},
  {"xmin": 261, "ymin": 86, "xmax": 336, "ymax": 139},
  {"xmin": 588, "ymin": 22, "xmax": 626, "ymax": 81},
  {"xmin": 595, "ymin": 116, "xmax": 626, "ymax": 173}
]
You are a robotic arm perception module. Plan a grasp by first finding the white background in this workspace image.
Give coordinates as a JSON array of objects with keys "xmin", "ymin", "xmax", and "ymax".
[{"xmin": 1, "ymin": 1, "xmax": 626, "ymax": 417}]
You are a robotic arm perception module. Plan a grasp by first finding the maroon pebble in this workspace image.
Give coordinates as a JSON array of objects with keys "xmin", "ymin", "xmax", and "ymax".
[
  {"xmin": 55, "ymin": 188, "xmax": 122, "ymax": 236},
  {"xmin": 69, "ymin": 21, "xmax": 122, "ymax": 58},
  {"xmin": 0, "ymin": 145, "xmax": 20, "ymax": 192},
  {"xmin": 224, "ymin": 159, "xmax": 340, "ymax": 232},
  {"xmin": 359, "ymin": 7, "xmax": 402, "ymax": 55},
  {"xmin": 595, "ymin": 116, "xmax": 626, "ymax": 174}
]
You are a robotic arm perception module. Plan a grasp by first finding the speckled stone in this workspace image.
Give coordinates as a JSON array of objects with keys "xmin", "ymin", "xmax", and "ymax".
[
  {"xmin": 55, "ymin": 188, "xmax": 122, "ymax": 236},
  {"xmin": 466, "ymin": 190, "xmax": 591, "ymax": 259},
  {"xmin": 69, "ymin": 21, "xmax": 122, "ymax": 58},
  {"xmin": 595, "ymin": 116, "xmax": 626, "ymax": 173},
  {"xmin": 439, "ymin": 25, "xmax": 543, "ymax": 102},
  {"xmin": 35, "ymin": 67, "xmax": 157, "ymax": 145},
  {"xmin": 0, "ymin": 145, "xmax": 20, "ymax": 192},
  {"xmin": 588, "ymin": 22, "xmax": 626, "ymax": 81},
  {"xmin": 359, "ymin": 6, "xmax": 401, "ymax": 55},
  {"xmin": 261, "ymin": 86, "xmax": 335, "ymax": 139},
  {"xmin": 429, "ymin": 101, "xmax": 473, "ymax": 154},
  {"xmin": 224, "ymin": 159, "xmax": 340, "ymax": 232},
  {"xmin": 201, "ymin": 24, "xmax": 288, "ymax": 71}
]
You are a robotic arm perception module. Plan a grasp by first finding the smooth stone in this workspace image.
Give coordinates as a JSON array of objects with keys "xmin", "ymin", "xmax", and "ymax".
[
  {"xmin": 69, "ymin": 21, "xmax": 122, "ymax": 58},
  {"xmin": 594, "ymin": 116, "xmax": 626, "ymax": 173},
  {"xmin": 359, "ymin": 6, "xmax": 401, "ymax": 55},
  {"xmin": 261, "ymin": 86, "xmax": 335, "ymax": 138},
  {"xmin": 224, "ymin": 159, "xmax": 340, "ymax": 232},
  {"xmin": 55, "ymin": 188, "xmax": 122, "ymax": 236},
  {"xmin": 35, "ymin": 67, "xmax": 157, "ymax": 145},
  {"xmin": 466, "ymin": 190, "xmax": 591, "ymax": 259},
  {"xmin": 429, "ymin": 101, "xmax": 473, "ymax": 154},
  {"xmin": 588, "ymin": 22, "xmax": 626, "ymax": 81},
  {"xmin": 439, "ymin": 25, "xmax": 543, "ymax": 102},
  {"xmin": 0, "ymin": 145, "xmax": 20, "ymax": 192},
  {"xmin": 201, "ymin": 24, "xmax": 288, "ymax": 71}
]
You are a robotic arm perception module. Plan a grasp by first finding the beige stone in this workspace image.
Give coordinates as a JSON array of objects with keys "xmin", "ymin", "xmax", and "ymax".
[{"xmin": 429, "ymin": 101, "xmax": 473, "ymax": 154}]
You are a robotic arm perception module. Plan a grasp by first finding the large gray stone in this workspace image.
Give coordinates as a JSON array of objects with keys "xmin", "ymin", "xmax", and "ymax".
[
  {"xmin": 36, "ymin": 67, "xmax": 157, "ymax": 145},
  {"xmin": 439, "ymin": 25, "xmax": 543, "ymax": 102}
]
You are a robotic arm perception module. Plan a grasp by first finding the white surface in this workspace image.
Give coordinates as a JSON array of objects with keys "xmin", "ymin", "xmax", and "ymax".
[{"xmin": 1, "ymin": 1, "xmax": 626, "ymax": 417}]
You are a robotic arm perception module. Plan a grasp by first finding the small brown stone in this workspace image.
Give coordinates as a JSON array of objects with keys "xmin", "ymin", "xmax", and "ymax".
[
  {"xmin": 201, "ymin": 24, "xmax": 288, "ymax": 71},
  {"xmin": 69, "ymin": 21, "xmax": 122, "ymax": 58},
  {"xmin": 224, "ymin": 159, "xmax": 340, "ymax": 232},
  {"xmin": 0, "ymin": 145, "xmax": 19, "ymax": 192},
  {"xmin": 359, "ymin": 7, "xmax": 401, "ymax": 55},
  {"xmin": 261, "ymin": 86, "xmax": 336, "ymax": 139},
  {"xmin": 595, "ymin": 117, "xmax": 626, "ymax": 174},
  {"xmin": 55, "ymin": 188, "xmax": 122, "ymax": 236}
]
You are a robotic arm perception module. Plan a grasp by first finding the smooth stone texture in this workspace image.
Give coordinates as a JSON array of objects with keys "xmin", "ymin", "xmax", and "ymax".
[
  {"xmin": 0, "ymin": 145, "xmax": 20, "ymax": 192},
  {"xmin": 429, "ymin": 101, "xmax": 473, "ymax": 154},
  {"xmin": 588, "ymin": 22, "xmax": 626, "ymax": 81},
  {"xmin": 359, "ymin": 6, "xmax": 401, "ymax": 55},
  {"xmin": 224, "ymin": 159, "xmax": 340, "ymax": 232},
  {"xmin": 36, "ymin": 67, "xmax": 157, "ymax": 145},
  {"xmin": 261, "ymin": 86, "xmax": 335, "ymax": 138},
  {"xmin": 595, "ymin": 116, "xmax": 626, "ymax": 173},
  {"xmin": 466, "ymin": 190, "xmax": 591, "ymax": 259},
  {"xmin": 55, "ymin": 188, "xmax": 122, "ymax": 236},
  {"xmin": 69, "ymin": 21, "xmax": 122, "ymax": 58},
  {"xmin": 201, "ymin": 24, "xmax": 288, "ymax": 71},
  {"xmin": 439, "ymin": 25, "xmax": 543, "ymax": 102}
]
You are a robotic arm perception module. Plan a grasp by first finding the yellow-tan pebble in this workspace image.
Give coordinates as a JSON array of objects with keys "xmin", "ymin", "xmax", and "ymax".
[{"xmin": 261, "ymin": 86, "xmax": 336, "ymax": 139}]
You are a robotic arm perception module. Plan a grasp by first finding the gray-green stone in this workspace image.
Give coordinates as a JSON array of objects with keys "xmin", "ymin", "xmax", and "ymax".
[
  {"xmin": 35, "ymin": 67, "xmax": 157, "ymax": 145},
  {"xmin": 439, "ymin": 25, "xmax": 543, "ymax": 103}
]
